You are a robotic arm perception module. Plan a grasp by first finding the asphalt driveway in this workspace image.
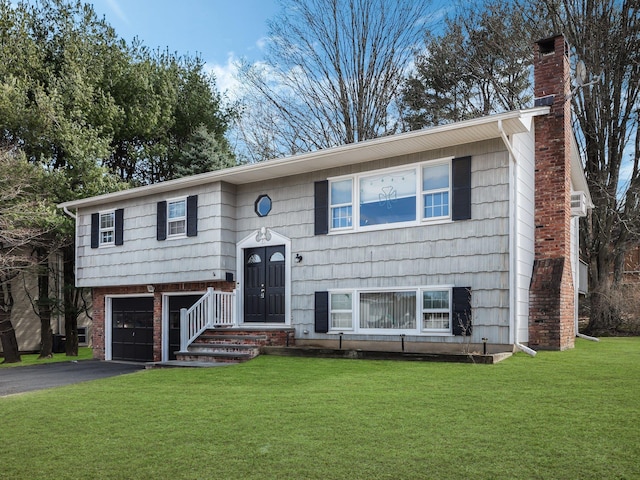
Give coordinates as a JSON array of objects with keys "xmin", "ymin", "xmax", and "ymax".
[{"xmin": 0, "ymin": 360, "xmax": 145, "ymax": 397}]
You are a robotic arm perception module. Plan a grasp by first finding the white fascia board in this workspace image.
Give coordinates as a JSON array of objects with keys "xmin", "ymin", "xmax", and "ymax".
[{"xmin": 58, "ymin": 107, "xmax": 550, "ymax": 211}]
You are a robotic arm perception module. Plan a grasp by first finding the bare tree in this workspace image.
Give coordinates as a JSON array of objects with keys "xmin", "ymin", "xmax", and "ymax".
[
  {"xmin": 540, "ymin": 0, "xmax": 640, "ymax": 334},
  {"xmin": 0, "ymin": 150, "xmax": 58, "ymax": 362},
  {"xmin": 236, "ymin": 0, "xmax": 433, "ymax": 161}
]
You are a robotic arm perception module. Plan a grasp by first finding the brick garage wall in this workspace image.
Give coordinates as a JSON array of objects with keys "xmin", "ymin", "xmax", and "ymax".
[
  {"xmin": 529, "ymin": 35, "xmax": 575, "ymax": 350},
  {"xmin": 91, "ymin": 281, "xmax": 235, "ymax": 361}
]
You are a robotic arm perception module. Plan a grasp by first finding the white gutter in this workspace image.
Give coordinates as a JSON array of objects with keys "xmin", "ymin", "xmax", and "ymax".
[
  {"xmin": 500, "ymin": 120, "xmax": 537, "ymax": 357},
  {"xmin": 62, "ymin": 206, "xmax": 76, "ymax": 219}
]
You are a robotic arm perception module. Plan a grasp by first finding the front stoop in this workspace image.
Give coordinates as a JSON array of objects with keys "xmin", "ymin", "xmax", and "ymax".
[{"xmin": 175, "ymin": 328, "xmax": 295, "ymax": 364}]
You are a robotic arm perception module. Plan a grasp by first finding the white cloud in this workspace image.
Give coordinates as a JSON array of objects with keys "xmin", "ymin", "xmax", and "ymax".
[{"xmin": 206, "ymin": 53, "xmax": 242, "ymax": 99}]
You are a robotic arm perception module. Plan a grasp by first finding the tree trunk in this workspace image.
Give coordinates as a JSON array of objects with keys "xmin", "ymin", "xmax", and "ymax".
[
  {"xmin": 63, "ymin": 245, "xmax": 78, "ymax": 356},
  {"xmin": 585, "ymin": 257, "xmax": 624, "ymax": 335},
  {"xmin": 0, "ymin": 281, "xmax": 21, "ymax": 363},
  {"xmin": 37, "ymin": 251, "xmax": 53, "ymax": 358}
]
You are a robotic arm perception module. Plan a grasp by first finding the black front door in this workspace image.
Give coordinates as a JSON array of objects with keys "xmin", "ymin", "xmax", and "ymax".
[
  {"xmin": 111, "ymin": 297, "xmax": 154, "ymax": 362},
  {"xmin": 168, "ymin": 295, "xmax": 202, "ymax": 360},
  {"xmin": 244, "ymin": 245, "xmax": 286, "ymax": 323}
]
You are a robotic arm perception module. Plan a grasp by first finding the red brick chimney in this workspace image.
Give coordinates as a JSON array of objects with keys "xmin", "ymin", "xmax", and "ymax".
[{"xmin": 528, "ymin": 35, "xmax": 575, "ymax": 350}]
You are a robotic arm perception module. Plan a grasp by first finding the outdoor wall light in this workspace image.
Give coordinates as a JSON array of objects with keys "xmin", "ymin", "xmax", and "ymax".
[
  {"xmin": 146, "ymin": 285, "xmax": 155, "ymax": 293},
  {"xmin": 295, "ymin": 253, "xmax": 303, "ymax": 263}
]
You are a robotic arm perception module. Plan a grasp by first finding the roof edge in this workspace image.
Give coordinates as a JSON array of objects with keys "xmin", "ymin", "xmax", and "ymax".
[{"xmin": 58, "ymin": 107, "xmax": 550, "ymax": 210}]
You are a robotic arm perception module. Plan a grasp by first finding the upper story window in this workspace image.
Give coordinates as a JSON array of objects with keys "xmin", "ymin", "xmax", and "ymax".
[
  {"xmin": 91, "ymin": 208, "xmax": 124, "ymax": 249},
  {"xmin": 168, "ymin": 199, "xmax": 187, "ymax": 237},
  {"xmin": 360, "ymin": 169, "xmax": 416, "ymax": 227},
  {"xmin": 330, "ymin": 179, "xmax": 353, "ymax": 229},
  {"xmin": 327, "ymin": 159, "xmax": 452, "ymax": 233},
  {"xmin": 99, "ymin": 211, "xmax": 115, "ymax": 245},
  {"xmin": 157, "ymin": 195, "xmax": 198, "ymax": 241},
  {"xmin": 423, "ymin": 163, "xmax": 450, "ymax": 219}
]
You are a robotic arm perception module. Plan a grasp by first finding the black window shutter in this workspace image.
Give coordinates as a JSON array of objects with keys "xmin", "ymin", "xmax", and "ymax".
[
  {"xmin": 114, "ymin": 209, "xmax": 124, "ymax": 246},
  {"xmin": 90, "ymin": 213, "xmax": 99, "ymax": 249},
  {"xmin": 157, "ymin": 201, "xmax": 167, "ymax": 241},
  {"xmin": 452, "ymin": 287, "xmax": 472, "ymax": 336},
  {"xmin": 314, "ymin": 180, "xmax": 329, "ymax": 235},
  {"xmin": 315, "ymin": 291, "xmax": 329, "ymax": 333},
  {"xmin": 187, "ymin": 195, "xmax": 198, "ymax": 237},
  {"xmin": 452, "ymin": 156, "xmax": 472, "ymax": 221}
]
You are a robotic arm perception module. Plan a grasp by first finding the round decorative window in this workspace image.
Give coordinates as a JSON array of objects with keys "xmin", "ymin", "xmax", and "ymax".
[{"xmin": 255, "ymin": 194, "xmax": 272, "ymax": 217}]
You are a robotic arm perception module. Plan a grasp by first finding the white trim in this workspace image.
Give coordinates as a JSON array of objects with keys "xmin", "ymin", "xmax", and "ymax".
[
  {"xmin": 104, "ymin": 293, "xmax": 154, "ymax": 361},
  {"xmin": 236, "ymin": 228, "xmax": 292, "ymax": 326},
  {"xmin": 161, "ymin": 291, "xmax": 206, "ymax": 362},
  {"xmin": 329, "ymin": 285, "xmax": 455, "ymax": 336},
  {"xmin": 327, "ymin": 157, "xmax": 453, "ymax": 234},
  {"xmin": 166, "ymin": 196, "xmax": 187, "ymax": 239},
  {"xmin": 59, "ymin": 108, "xmax": 549, "ymax": 210},
  {"xmin": 98, "ymin": 210, "xmax": 115, "ymax": 247}
]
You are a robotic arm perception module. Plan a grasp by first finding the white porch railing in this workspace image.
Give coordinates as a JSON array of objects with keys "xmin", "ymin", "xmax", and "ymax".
[{"xmin": 180, "ymin": 288, "xmax": 237, "ymax": 352}]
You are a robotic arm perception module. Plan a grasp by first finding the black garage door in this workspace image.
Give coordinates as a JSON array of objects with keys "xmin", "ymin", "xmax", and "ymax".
[{"xmin": 112, "ymin": 297, "xmax": 154, "ymax": 362}]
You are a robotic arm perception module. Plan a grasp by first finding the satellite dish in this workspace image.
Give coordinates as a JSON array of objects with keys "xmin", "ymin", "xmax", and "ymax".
[{"xmin": 575, "ymin": 60, "xmax": 587, "ymax": 87}]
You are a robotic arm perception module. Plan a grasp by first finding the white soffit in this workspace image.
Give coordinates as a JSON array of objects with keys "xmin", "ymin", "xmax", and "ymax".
[{"xmin": 59, "ymin": 108, "xmax": 549, "ymax": 210}]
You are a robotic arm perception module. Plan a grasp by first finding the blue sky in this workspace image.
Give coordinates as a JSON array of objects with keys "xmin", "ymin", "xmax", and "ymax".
[{"xmin": 90, "ymin": 0, "xmax": 281, "ymax": 94}]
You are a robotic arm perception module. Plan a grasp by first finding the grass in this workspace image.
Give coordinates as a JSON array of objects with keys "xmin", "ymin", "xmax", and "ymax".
[
  {"xmin": 0, "ymin": 347, "xmax": 93, "ymax": 367},
  {"xmin": 1, "ymin": 338, "xmax": 639, "ymax": 479}
]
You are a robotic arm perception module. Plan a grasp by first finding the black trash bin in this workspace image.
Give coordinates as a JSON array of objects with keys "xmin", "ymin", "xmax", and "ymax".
[{"xmin": 53, "ymin": 334, "xmax": 66, "ymax": 353}]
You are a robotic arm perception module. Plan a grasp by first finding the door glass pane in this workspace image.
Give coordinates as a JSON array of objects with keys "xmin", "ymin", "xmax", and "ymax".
[
  {"xmin": 247, "ymin": 253, "xmax": 262, "ymax": 264},
  {"xmin": 269, "ymin": 252, "xmax": 285, "ymax": 262}
]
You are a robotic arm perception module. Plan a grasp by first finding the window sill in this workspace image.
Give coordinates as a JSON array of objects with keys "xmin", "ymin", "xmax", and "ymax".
[{"xmin": 328, "ymin": 218, "xmax": 453, "ymax": 235}]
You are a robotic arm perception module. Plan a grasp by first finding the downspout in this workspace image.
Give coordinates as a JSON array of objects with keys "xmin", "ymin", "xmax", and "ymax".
[
  {"xmin": 62, "ymin": 206, "xmax": 77, "ymax": 219},
  {"xmin": 499, "ymin": 120, "xmax": 537, "ymax": 357},
  {"xmin": 571, "ymin": 218, "xmax": 600, "ymax": 342}
]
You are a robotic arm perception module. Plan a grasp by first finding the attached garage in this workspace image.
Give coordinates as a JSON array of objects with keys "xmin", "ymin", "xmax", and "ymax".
[{"xmin": 111, "ymin": 297, "xmax": 154, "ymax": 362}]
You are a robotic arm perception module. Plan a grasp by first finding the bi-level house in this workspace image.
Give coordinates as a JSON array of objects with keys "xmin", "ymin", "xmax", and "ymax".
[{"xmin": 59, "ymin": 35, "xmax": 591, "ymax": 363}]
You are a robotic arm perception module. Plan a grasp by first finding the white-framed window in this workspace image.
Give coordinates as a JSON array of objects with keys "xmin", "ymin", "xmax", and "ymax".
[
  {"xmin": 330, "ymin": 179, "xmax": 353, "ymax": 229},
  {"xmin": 77, "ymin": 326, "xmax": 88, "ymax": 345},
  {"xmin": 422, "ymin": 163, "xmax": 450, "ymax": 219},
  {"xmin": 359, "ymin": 291, "xmax": 416, "ymax": 330},
  {"xmin": 328, "ymin": 286, "xmax": 453, "ymax": 335},
  {"xmin": 167, "ymin": 198, "xmax": 186, "ymax": 237},
  {"xmin": 422, "ymin": 289, "xmax": 451, "ymax": 331},
  {"xmin": 99, "ymin": 211, "xmax": 115, "ymax": 246},
  {"xmin": 328, "ymin": 158, "xmax": 452, "ymax": 233},
  {"xmin": 329, "ymin": 292, "xmax": 353, "ymax": 330},
  {"xmin": 360, "ymin": 169, "xmax": 416, "ymax": 227}
]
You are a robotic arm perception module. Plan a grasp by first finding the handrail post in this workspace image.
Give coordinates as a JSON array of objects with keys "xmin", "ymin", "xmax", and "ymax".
[
  {"xmin": 180, "ymin": 308, "xmax": 188, "ymax": 352},
  {"xmin": 207, "ymin": 287, "xmax": 215, "ymax": 327},
  {"xmin": 232, "ymin": 289, "xmax": 237, "ymax": 326}
]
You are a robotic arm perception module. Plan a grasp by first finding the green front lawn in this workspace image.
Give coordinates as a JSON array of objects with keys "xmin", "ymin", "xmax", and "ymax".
[
  {"xmin": 0, "ymin": 347, "xmax": 93, "ymax": 367},
  {"xmin": 1, "ymin": 338, "xmax": 639, "ymax": 479}
]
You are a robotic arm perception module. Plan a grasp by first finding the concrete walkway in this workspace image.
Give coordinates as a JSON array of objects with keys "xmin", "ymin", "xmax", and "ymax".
[{"xmin": 0, "ymin": 360, "xmax": 145, "ymax": 397}]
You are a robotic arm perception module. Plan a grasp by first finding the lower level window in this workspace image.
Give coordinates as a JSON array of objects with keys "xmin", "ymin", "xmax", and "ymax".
[
  {"xmin": 422, "ymin": 290, "xmax": 450, "ymax": 331},
  {"xmin": 360, "ymin": 291, "xmax": 416, "ymax": 329},
  {"xmin": 329, "ymin": 288, "xmax": 452, "ymax": 334}
]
